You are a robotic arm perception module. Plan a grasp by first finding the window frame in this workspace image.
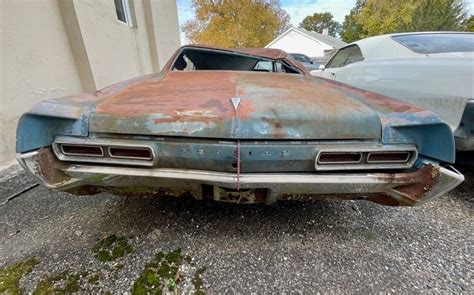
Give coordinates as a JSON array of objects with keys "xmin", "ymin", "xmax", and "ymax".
[
  {"xmin": 325, "ymin": 44, "xmax": 364, "ymax": 69},
  {"xmin": 291, "ymin": 54, "xmax": 311, "ymax": 64},
  {"xmin": 171, "ymin": 47, "xmax": 303, "ymax": 74},
  {"xmin": 114, "ymin": 0, "xmax": 134, "ymax": 28}
]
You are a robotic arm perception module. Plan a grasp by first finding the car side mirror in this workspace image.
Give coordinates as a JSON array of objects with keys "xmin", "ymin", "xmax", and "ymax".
[
  {"xmin": 319, "ymin": 64, "xmax": 325, "ymax": 70},
  {"xmin": 309, "ymin": 60, "xmax": 314, "ymax": 64}
]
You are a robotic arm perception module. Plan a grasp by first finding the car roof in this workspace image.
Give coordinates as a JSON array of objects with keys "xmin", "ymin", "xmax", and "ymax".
[{"xmin": 347, "ymin": 31, "xmax": 473, "ymax": 60}]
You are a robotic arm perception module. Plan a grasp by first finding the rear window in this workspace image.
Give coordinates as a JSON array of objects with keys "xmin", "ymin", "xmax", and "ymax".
[
  {"xmin": 392, "ymin": 33, "xmax": 474, "ymax": 54},
  {"xmin": 290, "ymin": 54, "xmax": 311, "ymax": 63},
  {"xmin": 172, "ymin": 48, "xmax": 301, "ymax": 74}
]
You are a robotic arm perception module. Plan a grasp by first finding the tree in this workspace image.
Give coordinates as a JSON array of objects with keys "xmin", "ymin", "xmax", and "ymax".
[
  {"xmin": 356, "ymin": 0, "xmax": 418, "ymax": 37},
  {"xmin": 464, "ymin": 15, "xmax": 474, "ymax": 31},
  {"xmin": 340, "ymin": 0, "xmax": 367, "ymax": 43},
  {"xmin": 299, "ymin": 12, "xmax": 341, "ymax": 37},
  {"xmin": 182, "ymin": 0, "xmax": 291, "ymax": 48},
  {"xmin": 410, "ymin": 0, "xmax": 467, "ymax": 31},
  {"xmin": 340, "ymin": 0, "xmax": 470, "ymax": 42}
]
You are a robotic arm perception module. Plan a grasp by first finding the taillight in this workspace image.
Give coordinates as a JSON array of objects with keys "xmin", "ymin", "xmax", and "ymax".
[
  {"xmin": 53, "ymin": 140, "xmax": 156, "ymax": 167},
  {"xmin": 315, "ymin": 147, "xmax": 417, "ymax": 171},
  {"xmin": 109, "ymin": 147, "xmax": 152, "ymax": 160},
  {"xmin": 61, "ymin": 144, "xmax": 103, "ymax": 156},
  {"xmin": 318, "ymin": 152, "xmax": 362, "ymax": 164},
  {"xmin": 367, "ymin": 151, "xmax": 411, "ymax": 163}
]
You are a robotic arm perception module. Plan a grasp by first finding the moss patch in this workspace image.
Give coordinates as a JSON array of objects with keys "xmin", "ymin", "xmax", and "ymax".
[
  {"xmin": 0, "ymin": 257, "xmax": 39, "ymax": 295},
  {"xmin": 192, "ymin": 267, "xmax": 207, "ymax": 295},
  {"xmin": 87, "ymin": 272, "xmax": 101, "ymax": 285},
  {"xmin": 92, "ymin": 235, "xmax": 134, "ymax": 262},
  {"xmin": 32, "ymin": 271, "xmax": 85, "ymax": 295},
  {"xmin": 132, "ymin": 249, "xmax": 207, "ymax": 294}
]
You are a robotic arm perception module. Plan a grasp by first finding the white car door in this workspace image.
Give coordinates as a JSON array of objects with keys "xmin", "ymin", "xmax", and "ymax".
[{"xmin": 316, "ymin": 45, "xmax": 365, "ymax": 80}]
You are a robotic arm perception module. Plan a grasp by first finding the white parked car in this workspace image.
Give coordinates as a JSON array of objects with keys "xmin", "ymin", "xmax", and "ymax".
[{"xmin": 311, "ymin": 32, "xmax": 474, "ymax": 151}]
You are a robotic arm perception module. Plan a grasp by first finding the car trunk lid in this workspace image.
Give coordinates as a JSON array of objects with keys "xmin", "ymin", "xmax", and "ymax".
[{"xmin": 90, "ymin": 71, "xmax": 381, "ymax": 140}]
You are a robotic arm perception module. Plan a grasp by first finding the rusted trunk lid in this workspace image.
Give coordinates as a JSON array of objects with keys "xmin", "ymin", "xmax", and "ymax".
[{"xmin": 90, "ymin": 71, "xmax": 381, "ymax": 140}]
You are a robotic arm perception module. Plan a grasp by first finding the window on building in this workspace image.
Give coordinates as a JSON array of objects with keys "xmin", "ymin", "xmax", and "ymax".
[{"xmin": 114, "ymin": 0, "xmax": 133, "ymax": 27}]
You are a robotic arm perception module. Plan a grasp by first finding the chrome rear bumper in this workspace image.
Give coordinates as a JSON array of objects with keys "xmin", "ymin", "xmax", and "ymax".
[
  {"xmin": 18, "ymin": 149, "xmax": 464, "ymax": 206},
  {"xmin": 455, "ymin": 136, "xmax": 474, "ymax": 151}
]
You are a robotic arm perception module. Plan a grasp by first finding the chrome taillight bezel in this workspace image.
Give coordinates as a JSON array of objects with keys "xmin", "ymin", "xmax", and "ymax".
[
  {"xmin": 53, "ymin": 137, "xmax": 157, "ymax": 167},
  {"xmin": 315, "ymin": 145, "xmax": 417, "ymax": 171}
]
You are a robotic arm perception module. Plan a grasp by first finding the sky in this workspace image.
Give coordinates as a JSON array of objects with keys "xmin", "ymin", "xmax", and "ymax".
[{"xmin": 176, "ymin": 0, "xmax": 474, "ymax": 44}]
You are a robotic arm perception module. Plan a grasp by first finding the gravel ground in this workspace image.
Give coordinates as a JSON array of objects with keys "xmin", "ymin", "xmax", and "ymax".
[{"xmin": 0, "ymin": 163, "xmax": 472, "ymax": 293}]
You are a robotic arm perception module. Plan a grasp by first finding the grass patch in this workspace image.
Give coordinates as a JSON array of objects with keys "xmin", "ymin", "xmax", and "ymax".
[
  {"xmin": 87, "ymin": 272, "xmax": 101, "ymax": 285},
  {"xmin": 0, "ymin": 257, "xmax": 39, "ymax": 295},
  {"xmin": 92, "ymin": 235, "xmax": 133, "ymax": 262},
  {"xmin": 32, "ymin": 271, "xmax": 86, "ymax": 295},
  {"xmin": 132, "ymin": 249, "xmax": 207, "ymax": 294},
  {"xmin": 192, "ymin": 267, "xmax": 207, "ymax": 295}
]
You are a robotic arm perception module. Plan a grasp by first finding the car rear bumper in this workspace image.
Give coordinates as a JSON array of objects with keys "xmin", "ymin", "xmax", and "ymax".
[
  {"xmin": 18, "ymin": 148, "xmax": 464, "ymax": 206},
  {"xmin": 455, "ymin": 136, "xmax": 474, "ymax": 151}
]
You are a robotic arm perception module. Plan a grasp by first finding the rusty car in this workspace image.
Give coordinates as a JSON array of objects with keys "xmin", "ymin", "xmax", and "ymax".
[{"xmin": 16, "ymin": 45, "xmax": 464, "ymax": 206}]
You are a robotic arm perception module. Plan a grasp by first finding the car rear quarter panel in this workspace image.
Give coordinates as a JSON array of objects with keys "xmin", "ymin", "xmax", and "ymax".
[
  {"xmin": 319, "ymin": 78, "xmax": 456, "ymax": 163},
  {"xmin": 334, "ymin": 58, "xmax": 474, "ymax": 131}
]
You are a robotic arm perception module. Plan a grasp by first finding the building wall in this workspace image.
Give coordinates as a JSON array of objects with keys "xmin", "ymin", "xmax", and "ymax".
[
  {"xmin": 72, "ymin": 0, "xmax": 146, "ymax": 89},
  {"xmin": 267, "ymin": 30, "xmax": 333, "ymax": 59},
  {"xmin": 0, "ymin": 0, "xmax": 180, "ymax": 166},
  {"xmin": 0, "ymin": 0, "xmax": 84, "ymax": 165}
]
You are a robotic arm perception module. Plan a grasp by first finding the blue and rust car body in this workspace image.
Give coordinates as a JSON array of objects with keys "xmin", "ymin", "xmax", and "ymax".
[{"xmin": 16, "ymin": 45, "xmax": 464, "ymax": 206}]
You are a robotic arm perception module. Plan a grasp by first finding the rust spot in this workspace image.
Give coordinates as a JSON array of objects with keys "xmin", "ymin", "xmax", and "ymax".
[
  {"xmin": 37, "ymin": 147, "xmax": 71, "ymax": 184},
  {"xmin": 96, "ymin": 71, "xmax": 254, "ymax": 124},
  {"xmin": 392, "ymin": 164, "xmax": 440, "ymax": 201}
]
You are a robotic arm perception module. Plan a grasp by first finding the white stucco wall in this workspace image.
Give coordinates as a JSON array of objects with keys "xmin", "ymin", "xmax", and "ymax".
[
  {"xmin": 150, "ymin": 0, "xmax": 182, "ymax": 71},
  {"xmin": 0, "ymin": 0, "xmax": 83, "ymax": 165},
  {"xmin": 267, "ymin": 30, "xmax": 333, "ymax": 58},
  {"xmin": 0, "ymin": 0, "xmax": 181, "ymax": 166},
  {"xmin": 73, "ymin": 0, "xmax": 142, "ymax": 89},
  {"xmin": 71, "ymin": 0, "xmax": 180, "ymax": 90}
]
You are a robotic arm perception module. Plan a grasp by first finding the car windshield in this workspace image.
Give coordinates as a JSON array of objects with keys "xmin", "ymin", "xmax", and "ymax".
[
  {"xmin": 392, "ymin": 33, "xmax": 474, "ymax": 54},
  {"xmin": 172, "ymin": 47, "xmax": 300, "ymax": 74},
  {"xmin": 290, "ymin": 54, "xmax": 311, "ymax": 63}
]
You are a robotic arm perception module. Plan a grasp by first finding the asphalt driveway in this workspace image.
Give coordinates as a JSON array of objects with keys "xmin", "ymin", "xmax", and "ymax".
[{"xmin": 0, "ymin": 163, "xmax": 472, "ymax": 293}]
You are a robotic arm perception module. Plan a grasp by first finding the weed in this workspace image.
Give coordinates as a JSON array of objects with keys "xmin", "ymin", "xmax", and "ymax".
[{"xmin": 0, "ymin": 257, "xmax": 39, "ymax": 295}]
